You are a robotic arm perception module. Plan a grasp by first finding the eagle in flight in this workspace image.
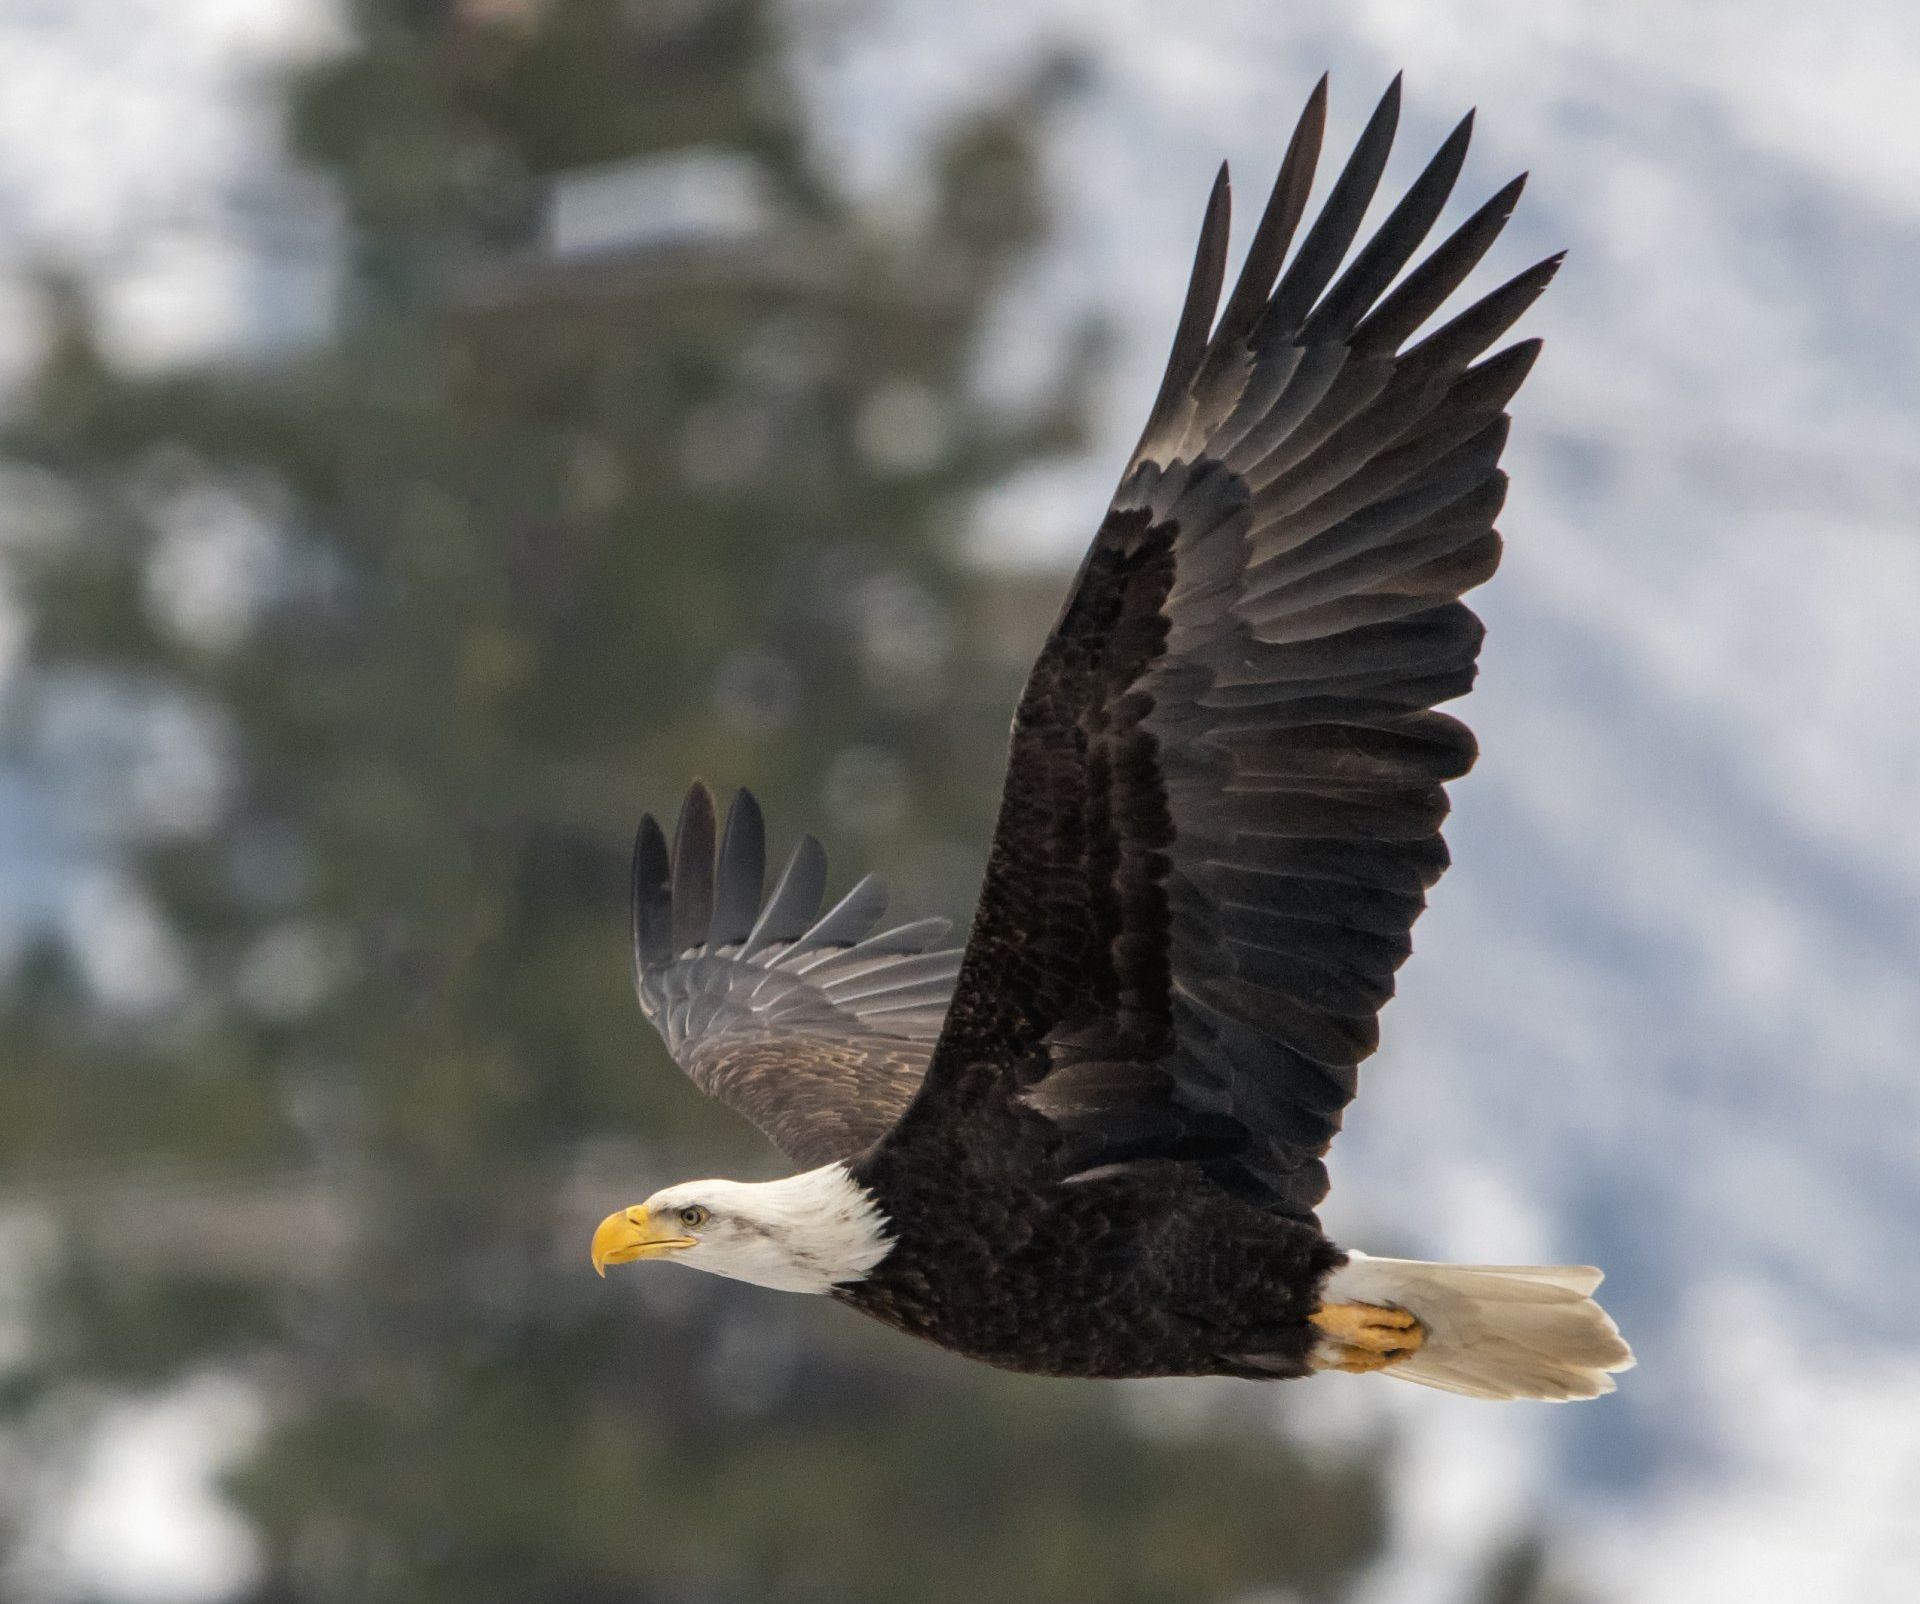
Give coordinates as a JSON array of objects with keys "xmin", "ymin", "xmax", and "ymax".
[{"xmin": 592, "ymin": 77, "xmax": 1633, "ymax": 1400}]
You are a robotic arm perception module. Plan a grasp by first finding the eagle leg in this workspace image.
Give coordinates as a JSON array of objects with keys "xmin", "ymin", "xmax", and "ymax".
[{"xmin": 1308, "ymin": 1301, "xmax": 1424, "ymax": 1373}]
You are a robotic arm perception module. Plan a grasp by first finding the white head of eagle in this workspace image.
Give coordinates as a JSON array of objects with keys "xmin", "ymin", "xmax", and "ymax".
[{"xmin": 592, "ymin": 1163, "xmax": 893, "ymax": 1295}]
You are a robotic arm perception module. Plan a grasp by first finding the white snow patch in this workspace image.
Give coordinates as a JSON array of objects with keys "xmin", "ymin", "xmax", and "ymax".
[{"xmin": 31, "ymin": 1376, "xmax": 265, "ymax": 1604}]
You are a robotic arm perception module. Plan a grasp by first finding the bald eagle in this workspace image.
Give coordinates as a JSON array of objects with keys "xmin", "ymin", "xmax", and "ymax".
[{"xmin": 592, "ymin": 78, "xmax": 1633, "ymax": 1401}]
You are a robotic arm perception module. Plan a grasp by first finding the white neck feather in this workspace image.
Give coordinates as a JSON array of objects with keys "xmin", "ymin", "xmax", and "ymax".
[{"xmin": 650, "ymin": 1163, "xmax": 893, "ymax": 1294}]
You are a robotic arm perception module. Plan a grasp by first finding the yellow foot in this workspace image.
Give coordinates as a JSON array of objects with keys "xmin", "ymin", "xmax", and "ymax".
[{"xmin": 1309, "ymin": 1300, "xmax": 1424, "ymax": 1374}]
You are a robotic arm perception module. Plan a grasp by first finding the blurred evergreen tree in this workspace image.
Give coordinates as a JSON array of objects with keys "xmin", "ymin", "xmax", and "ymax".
[{"xmin": 0, "ymin": 2, "xmax": 1393, "ymax": 1599}]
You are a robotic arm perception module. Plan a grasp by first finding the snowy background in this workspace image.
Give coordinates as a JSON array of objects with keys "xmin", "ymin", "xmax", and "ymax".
[{"xmin": 3, "ymin": 1, "xmax": 1917, "ymax": 1601}]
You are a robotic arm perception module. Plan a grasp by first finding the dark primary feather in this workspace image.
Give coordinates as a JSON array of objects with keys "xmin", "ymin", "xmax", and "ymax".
[
  {"xmin": 631, "ymin": 782, "xmax": 961, "ymax": 1167},
  {"xmin": 890, "ymin": 81, "xmax": 1557, "ymax": 1221}
]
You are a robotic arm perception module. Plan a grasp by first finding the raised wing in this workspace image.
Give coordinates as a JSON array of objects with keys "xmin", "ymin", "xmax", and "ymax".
[
  {"xmin": 632, "ymin": 782, "xmax": 961, "ymax": 1167},
  {"xmin": 895, "ymin": 78, "xmax": 1552, "ymax": 1218}
]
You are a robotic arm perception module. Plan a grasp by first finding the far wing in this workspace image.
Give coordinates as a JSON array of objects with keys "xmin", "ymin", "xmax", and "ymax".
[
  {"xmin": 892, "ymin": 78, "xmax": 1550, "ymax": 1219},
  {"xmin": 632, "ymin": 782, "xmax": 960, "ymax": 1167}
]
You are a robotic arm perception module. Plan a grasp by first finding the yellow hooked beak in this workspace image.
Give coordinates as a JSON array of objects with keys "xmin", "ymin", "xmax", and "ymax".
[{"xmin": 591, "ymin": 1206, "xmax": 696, "ymax": 1277}]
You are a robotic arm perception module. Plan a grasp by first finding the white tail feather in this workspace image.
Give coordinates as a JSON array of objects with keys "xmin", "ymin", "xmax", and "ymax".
[{"xmin": 1323, "ymin": 1252, "xmax": 1635, "ymax": 1401}]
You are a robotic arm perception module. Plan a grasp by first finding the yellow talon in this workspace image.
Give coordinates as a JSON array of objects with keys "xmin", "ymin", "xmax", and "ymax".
[{"xmin": 1310, "ymin": 1300, "xmax": 1424, "ymax": 1372}]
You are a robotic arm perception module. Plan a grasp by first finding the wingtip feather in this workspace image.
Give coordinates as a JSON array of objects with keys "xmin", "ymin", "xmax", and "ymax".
[
  {"xmin": 1133, "ymin": 158, "xmax": 1235, "ymax": 459},
  {"xmin": 670, "ymin": 781, "xmax": 718, "ymax": 956},
  {"xmin": 632, "ymin": 812, "xmax": 673, "ymax": 980},
  {"xmin": 742, "ymin": 831, "xmax": 830, "ymax": 956},
  {"xmin": 710, "ymin": 787, "xmax": 767, "ymax": 947}
]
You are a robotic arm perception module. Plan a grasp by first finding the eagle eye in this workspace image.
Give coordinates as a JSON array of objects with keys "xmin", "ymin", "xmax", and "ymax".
[{"xmin": 677, "ymin": 1205, "xmax": 709, "ymax": 1230}]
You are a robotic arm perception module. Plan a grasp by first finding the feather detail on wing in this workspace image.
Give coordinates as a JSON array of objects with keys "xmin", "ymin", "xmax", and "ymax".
[
  {"xmin": 632, "ymin": 782, "xmax": 961, "ymax": 1167},
  {"xmin": 897, "ymin": 78, "xmax": 1555, "ymax": 1219}
]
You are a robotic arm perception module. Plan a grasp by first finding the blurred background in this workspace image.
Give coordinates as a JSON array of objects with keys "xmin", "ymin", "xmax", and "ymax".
[{"xmin": 0, "ymin": 1, "xmax": 1915, "ymax": 1601}]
